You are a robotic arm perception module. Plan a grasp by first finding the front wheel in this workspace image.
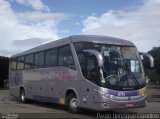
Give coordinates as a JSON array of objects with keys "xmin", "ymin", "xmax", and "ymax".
[{"xmin": 66, "ymin": 93, "xmax": 80, "ymax": 113}]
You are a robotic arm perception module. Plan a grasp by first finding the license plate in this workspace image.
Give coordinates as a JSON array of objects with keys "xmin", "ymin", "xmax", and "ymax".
[{"xmin": 126, "ymin": 103, "xmax": 133, "ymax": 107}]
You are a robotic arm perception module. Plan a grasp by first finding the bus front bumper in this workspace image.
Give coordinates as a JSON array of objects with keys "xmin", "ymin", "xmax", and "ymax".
[{"xmin": 97, "ymin": 95, "xmax": 147, "ymax": 111}]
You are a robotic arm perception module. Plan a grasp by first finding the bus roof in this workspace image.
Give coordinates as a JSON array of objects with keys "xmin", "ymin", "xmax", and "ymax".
[
  {"xmin": 11, "ymin": 35, "xmax": 135, "ymax": 57},
  {"xmin": 71, "ymin": 35, "xmax": 134, "ymax": 46}
]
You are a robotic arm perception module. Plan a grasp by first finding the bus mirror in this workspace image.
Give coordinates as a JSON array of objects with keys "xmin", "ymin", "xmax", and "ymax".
[
  {"xmin": 83, "ymin": 49, "xmax": 104, "ymax": 67},
  {"xmin": 139, "ymin": 52, "xmax": 154, "ymax": 68},
  {"xmin": 140, "ymin": 55, "xmax": 144, "ymax": 60}
]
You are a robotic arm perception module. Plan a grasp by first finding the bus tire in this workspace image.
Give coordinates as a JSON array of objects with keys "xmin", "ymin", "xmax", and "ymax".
[
  {"xmin": 66, "ymin": 93, "xmax": 80, "ymax": 113},
  {"xmin": 20, "ymin": 88, "xmax": 27, "ymax": 103}
]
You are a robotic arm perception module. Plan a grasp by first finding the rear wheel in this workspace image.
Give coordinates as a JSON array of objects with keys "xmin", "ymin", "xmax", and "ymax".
[
  {"xmin": 66, "ymin": 93, "xmax": 80, "ymax": 113},
  {"xmin": 20, "ymin": 89, "xmax": 27, "ymax": 103}
]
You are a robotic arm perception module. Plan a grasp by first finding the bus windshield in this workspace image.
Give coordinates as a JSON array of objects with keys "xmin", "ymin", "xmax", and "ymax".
[
  {"xmin": 101, "ymin": 45, "xmax": 145, "ymax": 90},
  {"xmin": 74, "ymin": 42, "xmax": 145, "ymax": 90}
]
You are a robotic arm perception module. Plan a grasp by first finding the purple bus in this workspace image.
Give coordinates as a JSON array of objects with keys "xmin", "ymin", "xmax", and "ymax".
[{"xmin": 9, "ymin": 35, "xmax": 154, "ymax": 113}]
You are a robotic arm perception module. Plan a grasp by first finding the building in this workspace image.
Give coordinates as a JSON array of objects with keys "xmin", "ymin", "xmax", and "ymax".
[{"xmin": 0, "ymin": 56, "xmax": 9, "ymax": 88}]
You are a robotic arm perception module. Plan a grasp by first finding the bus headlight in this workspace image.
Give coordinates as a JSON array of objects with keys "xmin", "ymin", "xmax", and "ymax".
[
  {"xmin": 97, "ymin": 90, "xmax": 113, "ymax": 99},
  {"xmin": 105, "ymin": 94, "xmax": 113, "ymax": 99}
]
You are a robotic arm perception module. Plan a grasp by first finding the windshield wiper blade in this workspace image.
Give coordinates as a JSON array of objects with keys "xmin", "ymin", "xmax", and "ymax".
[{"xmin": 125, "ymin": 61, "xmax": 139, "ymax": 86}]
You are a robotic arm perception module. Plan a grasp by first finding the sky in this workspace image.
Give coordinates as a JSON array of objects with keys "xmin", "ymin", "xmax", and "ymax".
[{"xmin": 0, "ymin": 0, "xmax": 160, "ymax": 56}]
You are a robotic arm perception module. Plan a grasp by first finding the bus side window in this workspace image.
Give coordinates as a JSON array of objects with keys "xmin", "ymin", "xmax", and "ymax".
[
  {"xmin": 58, "ymin": 45, "xmax": 75, "ymax": 69},
  {"xmin": 25, "ymin": 54, "xmax": 34, "ymax": 69},
  {"xmin": 34, "ymin": 52, "xmax": 45, "ymax": 68},
  {"xmin": 17, "ymin": 56, "xmax": 25, "ymax": 70},
  {"xmin": 17, "ymin": 62, "xmax": 24, "ymax": 70},
  {"xmin": 77, "ymin": 54, "xmax": 86, "ymax": 74},
  {"xmin": 10, "ymin": 59, "xmax": 17, "ymax": 70},
  {"xmin": 85, "ymin": 55, "xmax": 100, "ymax": 85},
  {"xmin": 45, "ymin": 48, "xmax": 58, "ymax": 67}
]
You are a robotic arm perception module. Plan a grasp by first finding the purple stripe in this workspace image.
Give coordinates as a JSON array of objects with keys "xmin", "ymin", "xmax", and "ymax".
[
  {"xmin": 107, "ymin": 89, "xmax": 138, "ymax": 96},
  {"xmin": 33, "ymin": 95, "xmax": 59, "ymax": 103}
]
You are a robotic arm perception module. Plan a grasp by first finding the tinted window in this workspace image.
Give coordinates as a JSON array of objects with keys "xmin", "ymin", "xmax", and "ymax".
[
  {"xmin": 85, "ymin": 55, "xmax": 100, "ymax": 84},
  {"xmin": 73, "ymin": 42, "xmax": 94, "ymax": 54},
  {"xmin": 18, "ymin": 56, "xmax": 25, "ymax": 61},
  {"xmin": 25, "ymin": 54, "xmax": 34, "ymax": 69},
  {"xmin": 58, "ymin": 45, "xmax": 75, "ymax": 68},
  {"xmin": 10, "ymin": 59, "xmax": 17, "ymax": 70},
  {"xmin": 74, "ymin": 42, "xmax": 94, "ymax": 74},
  {"xmin": 34, "ymin": 52, "xmax": 44, "ymax": 67},
  {"xmin": 17, "ymin": 56, "xmax": 25, "ymax": 69},
  {"xmin": 45, "ymin": 48, "xmax": 58, "ymax": 67},
  {"xmin": 74, "ymin": 42, "xmax": 101, "ymax": 85}
]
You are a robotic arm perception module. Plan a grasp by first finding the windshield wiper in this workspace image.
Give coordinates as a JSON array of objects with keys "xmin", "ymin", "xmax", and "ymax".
[
  {"xmin": 125, "ymin": 61, "xmax": 139, "ymax": 86},
  {"xmin": 100, "ymin": 67, "xmax": 111, "ymax": 85}
]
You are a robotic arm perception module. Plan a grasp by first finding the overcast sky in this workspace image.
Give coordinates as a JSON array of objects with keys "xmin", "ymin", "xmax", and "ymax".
[{"xmin": 0, "ymin": 0, "xmax": 160, "ymax": 56}]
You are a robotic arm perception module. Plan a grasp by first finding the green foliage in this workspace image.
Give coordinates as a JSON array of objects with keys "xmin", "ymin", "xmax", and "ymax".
[{"xmin": 146, "ymin": 69, "xmax": 160, "ymax": 83}]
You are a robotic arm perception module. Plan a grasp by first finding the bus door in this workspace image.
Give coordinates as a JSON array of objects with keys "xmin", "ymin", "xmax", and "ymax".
[{"xmin": 81, "ymin": 51, "xmax": 100, "ymax": 109}]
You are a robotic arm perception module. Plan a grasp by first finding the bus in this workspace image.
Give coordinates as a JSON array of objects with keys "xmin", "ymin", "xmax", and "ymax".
[{"xmin": 9, "ymin": 35, "xmax": 154, "ymax": 113}]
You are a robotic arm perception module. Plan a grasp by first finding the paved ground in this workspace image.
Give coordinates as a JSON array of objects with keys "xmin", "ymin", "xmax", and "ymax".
[{"xmin": 0, "ymin": 86, "xmax": 160, "ymax": 119}]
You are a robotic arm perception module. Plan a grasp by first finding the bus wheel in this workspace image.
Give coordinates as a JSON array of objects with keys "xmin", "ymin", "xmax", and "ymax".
[
  {"xmin": 66, "ymin": 93, "xmax": 80, "ymax": 113},
  {"xmin": 20, "ymin": 89, "xmax": 27, "ymax": 103}
]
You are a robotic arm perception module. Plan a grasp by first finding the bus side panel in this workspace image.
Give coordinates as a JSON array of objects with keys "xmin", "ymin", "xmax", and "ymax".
[
  {"xmin": 22, "ymin": 67, "xmax": 81, "ymax": 105},
  {"xmin": 49, "ymin": 67, "xmax": 80, "ymax": 105},
  {"xmin": 23, "ymin": 69, "xmax": 49, "ymax": 100},
  {"xmin": 80, "ymin": 79, "xmax": 102, "ymax": 110},
  {"xmin": 22, "ymin": 70, "xmax": 35, "ymax": 99},
  {"xmin": 9, "ymin": 70, "xmax": 23, "ymax": 98}
]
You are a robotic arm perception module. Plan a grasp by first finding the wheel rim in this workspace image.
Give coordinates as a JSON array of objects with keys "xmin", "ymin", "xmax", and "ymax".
[
  {"xmin": 70, "ymin": 98, "xmax": 78, "ymax": 110},
  {"xmin": 21, "ymin": 92, "xmax": 25, "ymax": 101}
]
